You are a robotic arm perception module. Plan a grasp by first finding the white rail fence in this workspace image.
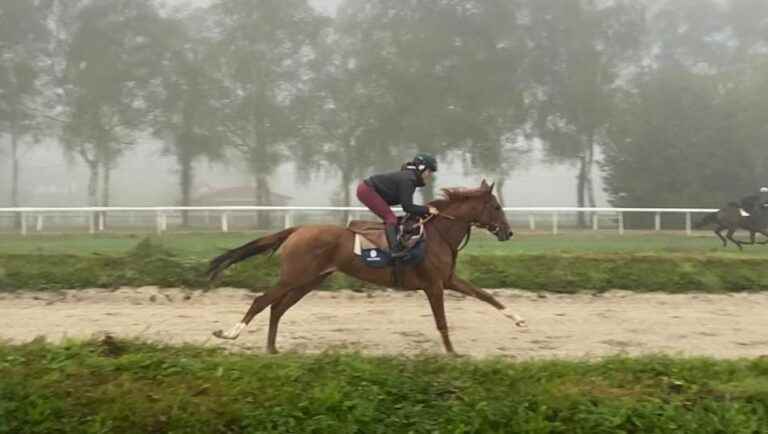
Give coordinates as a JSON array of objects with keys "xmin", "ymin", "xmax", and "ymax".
[{"xmin": 0, "ymin": 206, "xmax": 718, "ymax": 236}]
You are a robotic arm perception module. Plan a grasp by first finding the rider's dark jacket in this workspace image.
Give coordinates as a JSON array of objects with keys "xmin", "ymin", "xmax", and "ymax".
[{"xmin": 364, "ymin": 169, "xmax": 429, "ymax": 217}]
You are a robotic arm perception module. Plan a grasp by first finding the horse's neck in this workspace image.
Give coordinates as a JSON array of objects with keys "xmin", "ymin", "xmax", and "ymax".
[{"xmin": 428, "ymin": 204, "xmax": 472, "ymax": 250}]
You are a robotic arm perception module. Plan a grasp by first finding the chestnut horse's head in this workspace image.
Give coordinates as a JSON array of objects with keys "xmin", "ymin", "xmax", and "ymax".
[{"xmin": 436, "ymin": 179, "xmax": 513, "ymax": 241}]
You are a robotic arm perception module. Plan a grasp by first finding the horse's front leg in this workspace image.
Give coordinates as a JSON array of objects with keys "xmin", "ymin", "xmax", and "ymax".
[
  {"xmin": 423, "ymin": 283, "xmax": 455, "ymax": 355},
  {"xmin": 714, "ymin": 227, "xmax": 728, "ymax": 247},
  {"xmin": 445, "ymin": 276, "xmax": 527, "ymax": 327}
]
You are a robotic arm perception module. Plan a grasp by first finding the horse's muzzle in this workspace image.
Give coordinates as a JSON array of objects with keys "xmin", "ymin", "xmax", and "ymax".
[{"xmin": 495, "ymin": 230, "xmax": 513, "ymax": 241}]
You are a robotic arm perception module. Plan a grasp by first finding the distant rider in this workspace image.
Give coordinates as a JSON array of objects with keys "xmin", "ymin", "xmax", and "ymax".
[{"xmin": 739, "ymin": 186, "xmax": 768, "ymax": 216}]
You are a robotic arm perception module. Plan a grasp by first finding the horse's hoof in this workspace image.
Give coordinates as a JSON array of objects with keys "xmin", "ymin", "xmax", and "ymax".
[
  {"xmin": 267, "ymin": 347, "xmax": 280, "ymax": 355},
  {"xmin": 212, "ymin": 329, "xmax": 235, "ymax": 340},
  {"xmin": 515, "ymin": 320, "xmax": 528, "ymax": 328}
]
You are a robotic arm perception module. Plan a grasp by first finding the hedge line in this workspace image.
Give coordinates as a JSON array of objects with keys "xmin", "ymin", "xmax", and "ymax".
[{"xmin": 0, "ymin": 239, "xmax": 766, "ymax": 292}]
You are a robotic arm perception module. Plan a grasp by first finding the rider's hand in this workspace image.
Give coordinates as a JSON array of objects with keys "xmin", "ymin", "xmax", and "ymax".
[{"xmin": 428, "ymin": 206, "xmax": 439, "ymax": 215}]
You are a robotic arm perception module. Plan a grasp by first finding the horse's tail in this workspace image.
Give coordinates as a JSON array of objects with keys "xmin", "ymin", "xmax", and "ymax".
[
  {"xmin": 207, "ymin": 227, "xmax": 299, "ymax": 281},
  {"xmin": 694, "ymin": 212, "xmax": 719, "ymax": 229}
]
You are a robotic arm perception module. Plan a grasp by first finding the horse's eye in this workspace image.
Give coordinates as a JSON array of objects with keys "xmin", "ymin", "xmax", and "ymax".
[{"xmin": 495, "ymin": 205, "xmax": 501, "ymax": 211}]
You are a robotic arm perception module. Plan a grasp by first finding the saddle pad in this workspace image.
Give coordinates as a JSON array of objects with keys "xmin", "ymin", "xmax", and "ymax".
[
  {"xmin": 353, "ymin": 234, "xmax": 379, "ymax": 255},
  {"xmin": 348, "ymin": 220, "xmax": 388, "ymax": 249}
]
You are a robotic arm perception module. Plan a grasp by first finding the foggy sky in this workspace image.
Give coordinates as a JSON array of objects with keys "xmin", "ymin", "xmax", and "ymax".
[{"xmin": 0, "ymin": 0, "xmax": 607, "ymax": 208}]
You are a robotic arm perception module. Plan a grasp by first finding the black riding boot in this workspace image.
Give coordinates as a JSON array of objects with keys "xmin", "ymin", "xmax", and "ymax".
[{"xmin": 385, "ymin": 223, "xmax": 406, "ymax": 259}]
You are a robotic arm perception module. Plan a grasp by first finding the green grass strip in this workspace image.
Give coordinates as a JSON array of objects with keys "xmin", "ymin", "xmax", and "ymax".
[{"xmin": 2, "ymin": 339, "xmax": 768, "ymax": 433}]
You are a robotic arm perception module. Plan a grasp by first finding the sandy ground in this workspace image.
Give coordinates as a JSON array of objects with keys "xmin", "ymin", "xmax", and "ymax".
[{"xmin": 2, "ymin": 287, "xmax": 768, "ymax": 359}]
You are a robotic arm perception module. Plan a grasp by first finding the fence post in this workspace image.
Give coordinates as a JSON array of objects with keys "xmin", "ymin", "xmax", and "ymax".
[
  {"xmin": 552, "ymin": 212, "xmax": 559, "ymax": 235},
  {"xmin": 618, "ymin": 212, "xmax": 625, "ymax": 235},
  {"xmin": 592, "ymin": 213, "xmax": 599, "ymax": 231},
  {"xmin": 89, "ymin": 213, "xmax": 96, "ymax": 234},
  {"xmin": 156, "ymin": 212, "xmax": 163, "ymax": 235},
  {"xmin": 19, "ymin": 212, "xmax": 27, "ymax": 236},
  {"xmin": 686, "ymin": 212, "xmax": 692, "ymax": 236},
  {"xmin": 528, "ymin": 214, "xmax": 536, "ymax": 231},
  {"xmin": 98, "ymin": 212, "xmax": 105, "ymax": 232},
  {"xmin": 36, "ymin": 214, "xmax": 44, "ymax": 232},
  {"xmin": 221, "ymin": 213, "xmax": 229, "ymax": 233},
  {"xmin": 283, "ymin": 211, "xmax": 293, "ymax": 229},
  {"xmin": 654, "ymin": 212, "xmax": 661, "ymax": 231}
]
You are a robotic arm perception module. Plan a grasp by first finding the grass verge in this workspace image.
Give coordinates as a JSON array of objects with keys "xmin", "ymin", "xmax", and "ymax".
[{"xmin": 1, "ymin": 338, "xmax": 768, "ymax": 433}]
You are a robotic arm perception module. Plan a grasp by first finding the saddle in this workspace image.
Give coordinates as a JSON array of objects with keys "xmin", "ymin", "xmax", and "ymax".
[{"xmin": 347, "ymin": 217, "xmax": 426, "ymax": 269}]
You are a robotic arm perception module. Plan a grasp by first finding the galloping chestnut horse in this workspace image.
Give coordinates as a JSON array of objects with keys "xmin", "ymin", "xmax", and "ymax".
[{"xmin": 207, "ymin": 180, "xmax": 527, "ymax": 354}]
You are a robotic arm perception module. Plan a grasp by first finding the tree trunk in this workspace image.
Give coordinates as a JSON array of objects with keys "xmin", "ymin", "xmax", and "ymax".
[
  {"xmin": 10, "ymin": 124, "xmax": 21, "ymax": 229},
  {"xmin": 87, "ymin": 160, "xmax": 100, "ymax": 226},
  {"xmin": 87, "ymin": 161, "xmax": 99, "ymax": 207},
  {"xmin": 100, "ymin": 161, "xmax": 111, "ymax": 228},
  {"xmin": 340, "ymin": 168, "xmax": 351, "ymax": 224},
  {"xmin": 255, "ymin": 174, "xmax": 272, "ymax": 229},
  {"xmin": 585, "ymin": 136, "xmax": 597, "ymax": 208},
  {"xmin": 179, "ymin": 147, "xmax": 193, "ymax": 227},
  {"xmin": 577, "ymin": 154, "xmax": 587, "ymax": 228}
]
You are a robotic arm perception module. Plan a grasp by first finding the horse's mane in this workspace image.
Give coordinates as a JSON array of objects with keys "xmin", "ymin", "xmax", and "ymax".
[{"xmin": 428, "ymin": 186, "xmax": 490, "ymax": 209}]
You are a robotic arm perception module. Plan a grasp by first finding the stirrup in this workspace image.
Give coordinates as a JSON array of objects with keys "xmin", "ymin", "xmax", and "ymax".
[{"xmin": 390, "ymin": 249, "xmax": 407, "ymax": 259}]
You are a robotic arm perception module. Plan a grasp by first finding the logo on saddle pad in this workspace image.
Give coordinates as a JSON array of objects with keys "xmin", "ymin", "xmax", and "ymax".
[
  {"xmin": 353, "ymin": 233, "xmax": 426, "ymax": 268},
  {"xmin": 348, "ymin": 220, "xmax": 427, "ymax": 269}
]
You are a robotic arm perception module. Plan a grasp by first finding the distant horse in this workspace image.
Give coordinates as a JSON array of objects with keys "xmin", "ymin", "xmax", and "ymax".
[
  {"xmin": 695, "ymin": 202, "xmax": 768, "ymax": 250},
  {"xmin": 207, "ymin": 180, "xmax": 526, "ymax": 355}
]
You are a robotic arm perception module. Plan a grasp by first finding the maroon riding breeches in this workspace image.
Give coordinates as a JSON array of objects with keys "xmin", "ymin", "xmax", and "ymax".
[{"xmin": 356, "ymin": 181, "xmax": 397, "ymax": 225}]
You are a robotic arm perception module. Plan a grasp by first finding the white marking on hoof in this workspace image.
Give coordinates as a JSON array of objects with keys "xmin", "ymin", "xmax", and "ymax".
[
  {"xmin": 502, "ymin": 310, "xmax": 528, "ymax": 328},
  {"xmin": 213, "ymin": 322, "xmax": 245, "ymax": 340}
]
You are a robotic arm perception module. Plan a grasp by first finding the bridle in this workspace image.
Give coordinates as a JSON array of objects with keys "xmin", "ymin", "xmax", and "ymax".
[{"xmin": 420, "ymin": 198, "xmax": 503, "ymax": 252}]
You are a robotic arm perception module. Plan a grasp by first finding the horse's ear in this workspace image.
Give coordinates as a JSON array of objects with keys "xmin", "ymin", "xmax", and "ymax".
[
  {"xmin": 480, "ymin": 179, "xmax": 489, "ymax": 189},
  {"xmin": 489, "ymin": 182, "xmax": 495, "ymax": 194}
]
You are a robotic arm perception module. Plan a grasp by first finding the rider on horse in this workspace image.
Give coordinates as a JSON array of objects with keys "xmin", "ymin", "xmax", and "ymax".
[
  {"xmin": 356, "ymin": 153, "xmax": 439, "ymax": 258},
  {"xmin": 739, "ymin": 186, "xmax": 768, "ymax": 216}
]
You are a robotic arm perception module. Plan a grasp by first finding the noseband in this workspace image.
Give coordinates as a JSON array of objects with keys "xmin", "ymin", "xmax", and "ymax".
[{"xmin": 421, "ymin": 199, "xmax": 503, "ymax": 251}]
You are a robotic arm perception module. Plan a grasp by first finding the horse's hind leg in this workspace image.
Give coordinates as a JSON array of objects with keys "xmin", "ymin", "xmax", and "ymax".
[
  {"xmin": 215, "ymin": 272, "xmax": 330, "ymax": 340},
  {"xmin": 726, "ymin": 228, "xmax": 743, "ymax": 251},
  {"xmin": 213, "ymin": 280, "xmax": 303, "ymax": 340},
  {"xmin": 266, "ymin": 272, "xmax": 332, "ymax": 354}
]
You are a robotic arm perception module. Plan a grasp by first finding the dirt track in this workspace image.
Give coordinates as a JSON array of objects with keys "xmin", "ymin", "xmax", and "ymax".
[{"xmin": 2, "ymin": 287, "xmax": 768, "ymax": 359}]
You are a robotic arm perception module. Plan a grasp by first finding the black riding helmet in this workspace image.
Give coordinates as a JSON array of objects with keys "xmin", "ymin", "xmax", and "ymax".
[{"xmin": 412, "ymin": 153, "xmax": 438, "ymax": 172}]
